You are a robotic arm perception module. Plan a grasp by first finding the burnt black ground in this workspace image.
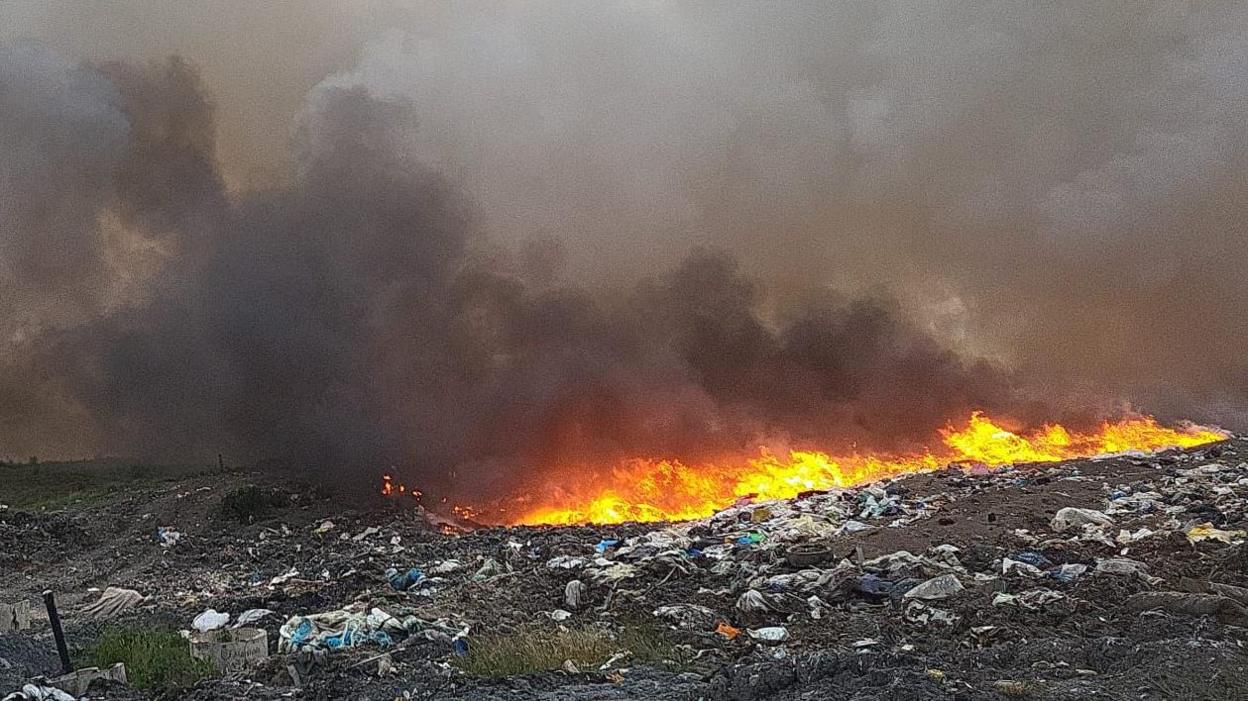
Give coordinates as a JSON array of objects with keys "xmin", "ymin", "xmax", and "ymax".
[{"xmin": 3, "ymin": 439, "xmax": 1247, "ymax": 700}]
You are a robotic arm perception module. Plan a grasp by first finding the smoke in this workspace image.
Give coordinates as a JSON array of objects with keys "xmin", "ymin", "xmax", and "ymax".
[{"xmin": 1, "ymin": 3, "xmax": 1246, "ymax": 491}]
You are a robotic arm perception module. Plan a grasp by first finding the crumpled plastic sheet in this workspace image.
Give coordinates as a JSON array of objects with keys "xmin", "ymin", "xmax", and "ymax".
[
  {"xmin": 2, "ymin": 686, "xmax": 76, "ymax": 701},
  {"xmin": 279, "ymin": 607, "xmax": 462, "ymax": 653}
]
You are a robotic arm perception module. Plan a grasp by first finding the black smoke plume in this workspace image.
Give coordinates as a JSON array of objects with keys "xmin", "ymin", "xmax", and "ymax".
[
  {"xmin": 0, "ymin": 45, "xmax": 1053, "ymax": 499},
  {"xmin": 1, "ymin": 15, "xmax": 1240, "ymax": 503}
]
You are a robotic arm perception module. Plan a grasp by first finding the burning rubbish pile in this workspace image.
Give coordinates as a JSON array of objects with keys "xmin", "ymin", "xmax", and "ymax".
[
  {"xmin": 3, "ymin": 432, "xmax": 1248, "ymax": 700},
  {"xmin": 387, "ymin": 412, "xmax": 1227, "ymax": 526},
  {"xmin": 6, "ymin": 6, "xmax": 1248, "ymax": 699}
]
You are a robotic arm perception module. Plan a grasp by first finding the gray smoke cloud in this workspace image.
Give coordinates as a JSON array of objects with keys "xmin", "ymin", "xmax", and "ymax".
[{"xmin": 1, "ymin": 3, "xmax": 1245, "ymax": 497}]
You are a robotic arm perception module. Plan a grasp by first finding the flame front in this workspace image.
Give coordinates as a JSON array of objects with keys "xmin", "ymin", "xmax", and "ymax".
[{"xmin": 506, "ymin": 413, "xmax": 1227, "ymax": 525}]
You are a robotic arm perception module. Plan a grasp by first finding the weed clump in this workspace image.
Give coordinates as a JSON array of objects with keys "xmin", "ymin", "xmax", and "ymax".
[
  {"xmin": 453, "ymin": 624, "xmax": 688, "ymax": 677},
  {"xmin": 87, "ymin": 626, "xmax": 213, "ymax": 695}
]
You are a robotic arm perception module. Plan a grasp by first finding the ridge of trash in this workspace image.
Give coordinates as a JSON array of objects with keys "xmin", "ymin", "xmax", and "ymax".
[{"xmin": 2, "ymin": 437, "xmax": 1247, "ymax": 699}]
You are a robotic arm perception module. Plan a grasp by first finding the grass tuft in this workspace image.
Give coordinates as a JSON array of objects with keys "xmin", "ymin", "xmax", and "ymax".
[
  {"xmin": 87, "ymin": 626, "xmax": 213, "ymax": 695},
  {"xmin": 453, "ymin": 624, "xmax": 689, "ymax": 677}
]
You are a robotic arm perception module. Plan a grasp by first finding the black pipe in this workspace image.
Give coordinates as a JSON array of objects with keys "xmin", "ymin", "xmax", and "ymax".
[{"xmin": 43, "ymin": 590, "xmax": 72, "ymax": 675}]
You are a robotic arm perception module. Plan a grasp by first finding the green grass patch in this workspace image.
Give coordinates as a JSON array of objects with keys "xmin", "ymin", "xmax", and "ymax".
[
  {"xmin": 86, "ymin": 626, "xmax": 213, "ymax": 695},
  {"xmin": 453, "ymin": 624, "xmax": 690, "ymax": 677}
]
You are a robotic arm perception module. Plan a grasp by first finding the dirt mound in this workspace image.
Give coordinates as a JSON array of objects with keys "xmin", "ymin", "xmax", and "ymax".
[{"xmin": 1, "ymin": 439, "xmax": 1245, "ymax": 700}]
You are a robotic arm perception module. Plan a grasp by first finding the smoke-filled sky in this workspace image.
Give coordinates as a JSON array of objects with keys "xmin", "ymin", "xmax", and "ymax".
[{"xmin": 1, "ymin": 2, "xmax": 1245, "ymax": 493}]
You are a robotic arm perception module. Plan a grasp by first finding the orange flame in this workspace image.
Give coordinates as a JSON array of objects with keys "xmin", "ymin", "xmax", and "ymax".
[
  {"xmin": 505, "ymin": 412, "xmax": 1226, "ymax": 525},
  {"xmin": 380, "ymin": 474, "xmax": 422, "ymax": 500}
]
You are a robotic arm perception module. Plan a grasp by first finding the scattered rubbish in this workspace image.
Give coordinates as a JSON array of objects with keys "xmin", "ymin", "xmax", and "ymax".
[
  {"xmin": 588, "ymin": 563, "xmax": 637, "ymax": 584},
  {"xmin": 736, "ymin": 590, "xmax": 772, "ymax": 613},
  {"xmin": 855, "ymin": 574, "xmax": 894, "ymax": 598},
  {"xmin": 1051, "ymin": 507, "xmax": 1114, "ymax": 532},
  {"xmin": 653, "ymin": 604, "xmax": 720, "ymax": 631},
  {"xmin": 747, "ymin": 626, "xmax": 789, "ymax": 643},
  {"xmin": 2, "ymin": 685, "xmax": 77, "ymax": 701},
  {"xmin": 81, "ymin": 587, "xmax": 142, "ymax": 620},
  {"xmin": 47, "ymin": 664, "xmax": 126, "ymax": 698},
  {"xmin": 430, "ymin": 559, "xmax": 464, "ymax": 574},
  {"xmin": 993, "ymin": 589, "xmax": 1065, "ymax": 610},
  {"xmin": 1048, "ymin": 563, "xmax": 1088, "ymax": 583},
  {"xmin": 189, "ymin": 628, "xmax": 269, "ymax": 672},
  {"xmin": 1010, "ymin": 551, "xmax": 1053, "ymax": 569},
  {"xmin": 0, "ymin": 600, "xmax": 32, "ymax": 632},
  {"xmin": 902, "ymin": 574, "xmax": 964, "ymax": 600},
  {"xmin": 269, "ymin": 568, "xmax": 301, "ymax": 586},
  {"xmin": 235, "ymin": 608, "xmax": 277, "ymax": 627},
  {"xmin": 785, "ymin": 543, "xmax": 832, "ymax": 567},
  {"xmin": 993, "ymin": 680, "xmax": 1029, "ymax": 695},
  {"xmin": 352, "ymin": 527, "xmax": 381, "ymax": 542},
  {"xmin": 1186, "ymin": 522, "xmax": 1247, "ymax": 545},
  {"xmin": 736, "ymin": 532, "xmax": 765, "ymax": 546},
  {"xmin": 1002, "ymin": 558, "xmax": 1044, "ymax": 578},
  {"xmin": 904, "ymin": 601, "xmax": 959, "ymax": 626},
  {"xmin": 1094, "ymin": 557, "xmax": 1148, "ymax": 577},
  {"xmin": 386, "ymin": 567, "xmax": 426, "ymax": 591},
  {"xmin": 192, "ymin": 609, "xmax": 230, "ymax": 632},
  {"xmin": 1115, "ymin": 527, "xmax": 1155, "ymax": 544},
  {"xmin": 546, "ymin": 555, "xmax": 586, "ymax": 570},
  {"xmin": 5, "ymin": 417, "xmax": 1238, "ymax": 698},
  {"xmin": 564, "ymin": 580, "xmax": 587, "ymax": 609},
  {"xmin": 472, "ymin": 558, "xmax": 507, "ymax": 581},
  {"xmin": 859, "ymin": 493, "xmax": 900, "ymax": 519},
  {"xmin": 600, "ymin": 652, "xmax": 629, "ymax": 670},
  {"xmin": 156, "ymin": 527, "xmax": 181, "ymax": 548},
  {"xmin": 278, "ymin": 608, "xmax": 430, "ymax": 652},
  {"xmin": 837, "ymin": 520, "xmax": 874, "ymax": 535}
]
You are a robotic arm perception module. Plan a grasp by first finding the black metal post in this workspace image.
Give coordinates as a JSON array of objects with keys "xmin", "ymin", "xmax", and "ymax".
[{"xmin": 43, "ymin": 590, "xmax": 72, "ymax": 675}]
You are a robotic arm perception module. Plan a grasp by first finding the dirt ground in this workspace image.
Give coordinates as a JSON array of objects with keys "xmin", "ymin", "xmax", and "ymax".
[{"xmin": 2, "ymin": 439, "xmax": 1247, "ymax": 700}]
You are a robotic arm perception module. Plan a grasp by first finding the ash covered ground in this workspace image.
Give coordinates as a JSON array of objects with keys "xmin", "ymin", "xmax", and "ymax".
[{"xmin": 3, "ymin": 439, "xmax": 1248, "ymax": 700}]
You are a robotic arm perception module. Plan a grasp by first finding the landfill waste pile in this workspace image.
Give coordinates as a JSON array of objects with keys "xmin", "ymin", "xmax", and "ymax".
[{"xmin": 2, "ymin": 437, "xmax": 1248, "ymax": 700}]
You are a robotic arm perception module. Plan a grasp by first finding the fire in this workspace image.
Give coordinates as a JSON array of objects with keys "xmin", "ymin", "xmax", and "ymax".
[
  {"xmin": 380, "ymin": 474, "xmax": 422, "ymax": 500},
  {"xmin": 505, "ymin": 412, "xmax": 1227, "ymax": 526}
]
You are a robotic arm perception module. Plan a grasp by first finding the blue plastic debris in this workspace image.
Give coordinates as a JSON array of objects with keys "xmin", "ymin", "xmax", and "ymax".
[
  {"xmin": 1047, "ymin": 563, "xmax": 1088, "ymax": 583},
  {"xmin": 1011, "ymin": 551, "xmax": 1053, "ymax": 569},
  {"xmin": 386, "ymin": 567, "xmax": 426, "ymax": 591},
  {"xmin": 855, "ymin": 574, "xmax": 895, "ymax": 597},
  {"xmin": 288, "ymin": 618, "xmax": 315, "ymax": 648},
  {"xmin": 594, "ymin": 539, "xmax": 620, "ymax": 554}
]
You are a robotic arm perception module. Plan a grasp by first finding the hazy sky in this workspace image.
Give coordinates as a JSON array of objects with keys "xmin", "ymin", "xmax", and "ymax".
[{"xmin": 2, "ymin": 2, "xmax": 1245, "ymax": 468}]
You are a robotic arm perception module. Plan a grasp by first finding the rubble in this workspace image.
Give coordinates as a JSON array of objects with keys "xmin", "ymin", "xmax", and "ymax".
[
  {"xmin": 188, "ymin": 628, "xmax": 268, "ymax": 672},
  {"xmin": 2, "ymin": 684, "xmax": 75, "ymax": 701},
  {"xmin": 0, "ymin": 602, "xmax": 31, "ymax": 634},
  {"xmin": 80, "ymin": 589, "xmax": 142, "ymax": 621},
  {"xmin": 2, "ymin": 437, "xmax": 1246, "ymax": 700}
]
